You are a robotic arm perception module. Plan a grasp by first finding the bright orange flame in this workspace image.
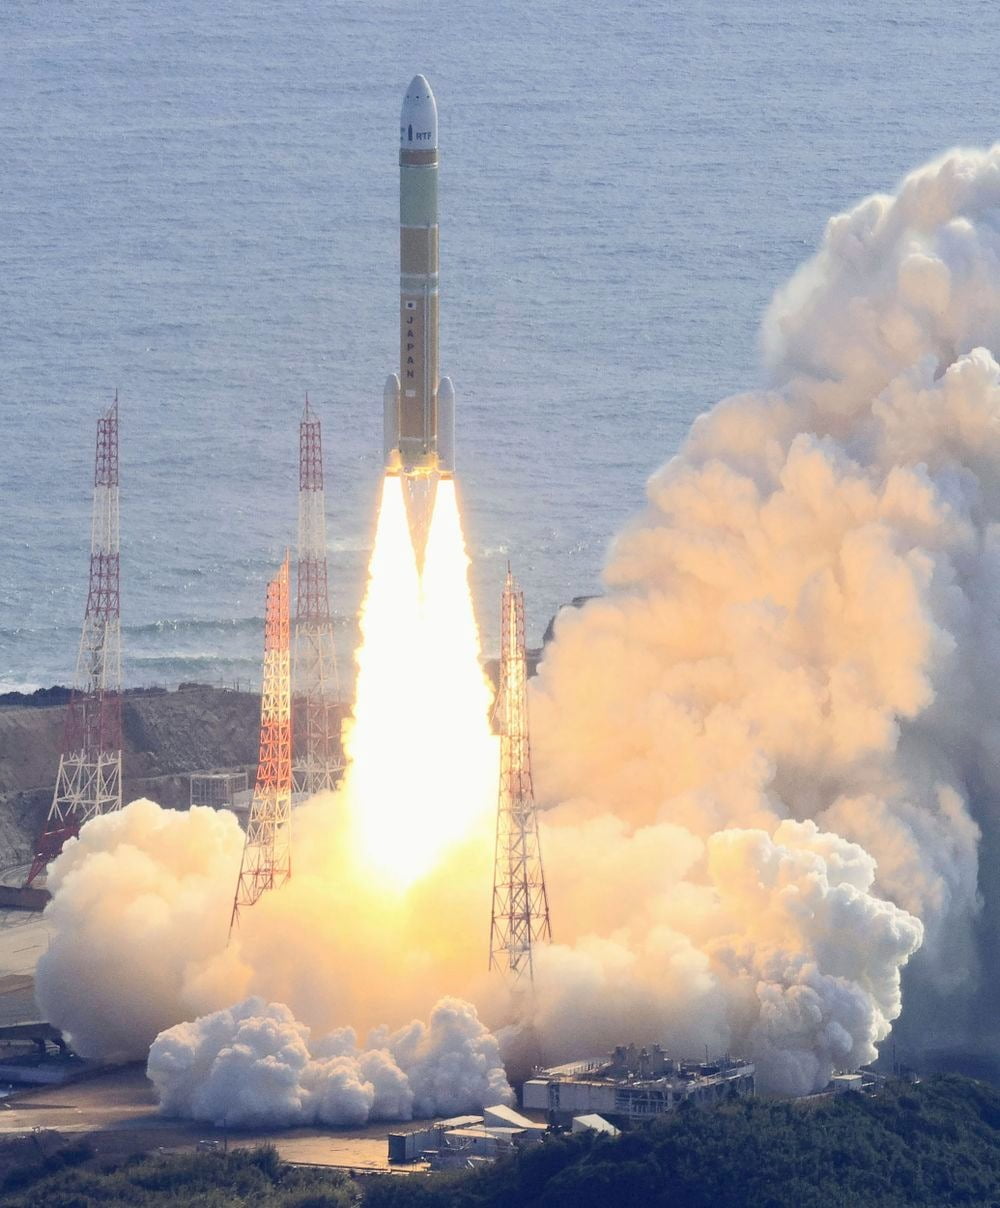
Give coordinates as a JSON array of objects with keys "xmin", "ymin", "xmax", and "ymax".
[{"xmin": 343, "ymin": 476, "xmax": 498, "ymax": 890}]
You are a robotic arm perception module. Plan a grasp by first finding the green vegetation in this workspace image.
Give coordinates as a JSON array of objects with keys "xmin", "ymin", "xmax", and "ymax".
[
  {"xmin": 0, "ymin": 1142, "xmax": 354, "ymax": 1207},
  {"xmin": 363, "ymin": 1076, "xmax": 1000, "ymax": 1208},
  {"xmin": 3, "ymin": 1077, "xmax": 999, "ymax": 1206}
]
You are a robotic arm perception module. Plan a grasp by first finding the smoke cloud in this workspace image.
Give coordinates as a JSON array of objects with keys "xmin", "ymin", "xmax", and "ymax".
[
  {"xmin": 36, "ymin": 793, "xmax": 495, "ymax": 1056},
  {"xmin": 532, "ymin": 145, "xmax": 1000, "ymax": 1082},
  {"xmin": 35, "ymin": 146, "xmax": 1000, "ymax": 1104},
  {"xmin": 34, "ymin": 799, "xmax": 243, "ymax": 1059},
  {"xmin": 148, "ymin": 996, "xmax": 511, "ymax": 1127}
]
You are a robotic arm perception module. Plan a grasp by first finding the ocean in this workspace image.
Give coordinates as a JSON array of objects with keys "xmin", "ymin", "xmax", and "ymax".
[{"xmin": 1, "ymin": 0, "xmax": 997, "ymax": 690}]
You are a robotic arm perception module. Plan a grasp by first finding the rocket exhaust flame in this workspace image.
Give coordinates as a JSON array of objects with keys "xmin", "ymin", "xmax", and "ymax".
[
  {"xmin": 343, "ymin": 474, "xmax": 498, "ymax": 890},
  {"xmin": 341, "ymin": 475, "xmax": 423, "ymax": 885}
]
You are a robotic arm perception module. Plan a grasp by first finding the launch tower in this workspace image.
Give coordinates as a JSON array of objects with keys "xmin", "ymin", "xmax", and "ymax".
[
  {"xmin": 489, "ymin": 567, "xmax": 551, "ymax": 981},
  {"xmin": 231, "ymin": 554, "xmax": 293, "ymax": 932},
  {"xmin": 293, "ymin": 400, "xmax": 341, "ymax": 796},
  {"xmin": 27, "ymin": 398, "xmax": 122, "ymax": 886}
]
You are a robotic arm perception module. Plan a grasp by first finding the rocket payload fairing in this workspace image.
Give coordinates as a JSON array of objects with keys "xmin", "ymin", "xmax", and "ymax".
[{"xmin": 383, "ymin": 75, "xmax": 455, "ymax": 546}]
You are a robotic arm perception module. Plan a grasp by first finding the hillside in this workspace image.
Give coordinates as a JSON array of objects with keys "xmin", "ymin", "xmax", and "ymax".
[
  {"xmin": 1, "ymin": 1077, "xmax": 998, "ymax": 1206},
  {"xmin": 0, "ymin": 686, "xmax": 265, "ymax": 871},
  {"xmin": 363, "ymin": 1076, "xmax": 1000, "ymax": 1208}
]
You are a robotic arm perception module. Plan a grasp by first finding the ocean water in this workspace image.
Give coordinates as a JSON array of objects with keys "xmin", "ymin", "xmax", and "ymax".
[{"xmin": 1, "ymin": 0, "xmax": 998, "ymax": 690}]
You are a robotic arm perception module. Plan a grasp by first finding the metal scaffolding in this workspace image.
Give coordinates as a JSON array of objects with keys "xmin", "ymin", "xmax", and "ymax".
[
  {"xmin": 293, "ymin": 400, "xmax": 341, "ymax": 796},
  {"xmin": 230, "ymin": 553, "xmax": 293, "ymax": 932},
  {"xmin": 190, "ymin": 770, "xmax": 249, "ymax": 811},
  {"xmin": 27, "ymin": 397, "xmax": 123, "ymax": 886},
  {"xmin": 489, "ymin": 566, "xmax": 551, "ymax": 982}
]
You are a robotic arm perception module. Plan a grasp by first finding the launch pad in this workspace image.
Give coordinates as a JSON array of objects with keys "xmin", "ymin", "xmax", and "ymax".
[{"xmin": 0, "ymin": 1066, "xmax": 398, "ymax": 1171}]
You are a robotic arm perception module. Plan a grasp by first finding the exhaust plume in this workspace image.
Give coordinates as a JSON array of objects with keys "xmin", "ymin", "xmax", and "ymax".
[
  {"xmin": 34, "ymin": 799, "xmax": 242, "ymax": 1059},
  {"xmin": 532, "ymin": 146, "xmax": 1000, "ymax": 1083},
  {"xmin": 148, "ymin": 995, "xmax": 511, "ymax": 1128},
  {"xmin": 343, "ymin": 475, "xmax": 498, "ymax": 889}
]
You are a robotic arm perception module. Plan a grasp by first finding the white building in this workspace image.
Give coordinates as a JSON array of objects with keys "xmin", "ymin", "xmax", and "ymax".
[
  {"xmin": 523, "ymin": 1047, "xmax": 755, "ymax": 1124},
  {"xmin": 387, "ymin": 1107, "xmax": 545, "ymax": 1169},
  {"xmin": 572, "ymin": 1114, "xmax": 620, "ymax": 1136}
]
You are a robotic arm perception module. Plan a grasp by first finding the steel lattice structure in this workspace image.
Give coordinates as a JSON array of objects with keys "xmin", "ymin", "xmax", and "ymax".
[
  {"xmin": 489, "ymin": 567, "xmax": 552, "ymax": 982},
  {"xmin": 27, "ymin": 398, "xmax": 123, "ymax": 886},
  {"xmin": 231, "ymin": 553, "xmax": 293, "ymax": 932},
  {"xmin": 293, "ymin": 400, "xmax": 341, "ymax": 796}
]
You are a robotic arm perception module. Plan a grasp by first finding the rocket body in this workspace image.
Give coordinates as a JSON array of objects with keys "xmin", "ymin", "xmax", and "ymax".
[{"xmin": 384, "ymin": 75, "xmax": 455, "ymax": 489}]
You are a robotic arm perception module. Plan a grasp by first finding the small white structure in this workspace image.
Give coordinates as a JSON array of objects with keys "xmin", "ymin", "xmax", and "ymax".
[
  {"xmin": 387, "ymin": 1115, "xmax": 480, "ymax": 1163},
  {"xmin": 572, "ymin": 1114, "xmax": 620, "ymax": 1136},
  {"xmin": 190, "ymin": 770, "xmax": 249, "ymax": 812},
  {"xmin": 433, "ymin": 1126, "xmax": 520, "ymax": 1169},
  {"xmin": 388, "ymin": 1106, "xmax": 544, "ymax": 1169},
  {"xmin": 830, "ymin": 1073, "xmax": 864, "ymax": 1094},
  {"xmin": 483, "ymin": 1104, "xmax": 541, "ymax": 1130}
]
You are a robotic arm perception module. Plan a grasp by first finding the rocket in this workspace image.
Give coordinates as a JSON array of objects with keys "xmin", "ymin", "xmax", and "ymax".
[{"xmin": 383, "ymin": 75, "xmax": 455, "ymax": 543}]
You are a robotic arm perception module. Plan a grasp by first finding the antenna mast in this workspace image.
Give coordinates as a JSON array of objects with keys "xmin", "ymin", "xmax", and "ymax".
[
  {"xmin": 489, "ymin": 566, "xmax": 551, "ymax": 981},
  {"xmin": 231, "ymin": 553, "xmax": 292, "ymax": 932},
  {"xmin": 27, "ymin": 397, "xmax": 122, "ymax": 885},
  {"xmin": 293, "ymin": 400, "xmax": 341, "ymax": 795}
]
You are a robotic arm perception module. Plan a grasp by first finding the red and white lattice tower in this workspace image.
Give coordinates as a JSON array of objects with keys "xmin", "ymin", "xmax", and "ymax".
[
  {"xmin": 293, "ymin": 399, "xmax": 341, "ymax": 795},
  {"xmin": 27, "ymin": 397, "xmax": 122, "ymax": 886},
  {"xmin": 230, "ymin": 553, "xmax": 293, "ymax": 932},
  {"xmin": 489, "ymin": 566, "xmax": 552, "ymax": 982}
]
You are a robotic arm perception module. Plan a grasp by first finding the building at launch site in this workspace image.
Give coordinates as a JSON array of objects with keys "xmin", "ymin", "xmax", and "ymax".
[
  {"xmin": 387, "ymin": 1105, "xmax": 626, "ymax": 1171},
  {"xmin": 522, "ymin": 1045, "xmax": 756, "ymax": 1125},
  {"xmin": 388, "ymin": 1105, "xmax": 546, "ymax": 1170},
  {"xmin": 189, "ymin": 770, "xmax": 250, "ymax": 813}
]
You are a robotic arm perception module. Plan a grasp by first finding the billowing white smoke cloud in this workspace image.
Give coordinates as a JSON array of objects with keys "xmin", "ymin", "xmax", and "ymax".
[
  {"xmin": 35, "ymin": 147, "xmax": 1000, "ymax": 1102},
  {"xmin": 527, "ymin": 818, "xmax": 921, "ymax": 1095},
  {"xmin": 148, "ymin": 996, "xmax": 511, "ymax": 1127},
  {"xmin": 532, "ymin": 146, "xmax": 1000, "ymax": 1086},
  {"xmin": 35, "ymin": 792, "xmax": 497, "ymax": 1061},
  {"xmin": 35, "ymin": 799, "xmax": 244, "ymax": 1059}
]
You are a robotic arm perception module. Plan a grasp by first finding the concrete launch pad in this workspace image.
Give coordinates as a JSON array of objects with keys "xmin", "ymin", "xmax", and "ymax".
[
  {"xmin": 0, "ymin": 906, "xmax": 53, "ymax": 1028},
  {"xmin": 0, "ymin": 1064, "xmax": 422, "ymax": 1172}
]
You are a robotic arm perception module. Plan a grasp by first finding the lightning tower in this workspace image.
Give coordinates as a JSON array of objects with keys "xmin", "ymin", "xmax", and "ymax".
[
  {"xmin": 293, "ymin": 400, "xmax": 341, "ymax": 796},
  {"xmin": 27, "ymin": 397, "xmax": 122, "ymax": 886},
  {"xmin": 231, "ymin": 554, "xmax": 292, "ymax": 932},
  {"xmin": 489, "ymin": 567, "xmax": 552, "ymax": 982}
]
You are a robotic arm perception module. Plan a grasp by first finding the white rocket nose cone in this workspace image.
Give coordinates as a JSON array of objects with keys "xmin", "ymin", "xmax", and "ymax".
[{"xmin": 400, "ymin": 74, "xmax": 438, "ymax": 150}]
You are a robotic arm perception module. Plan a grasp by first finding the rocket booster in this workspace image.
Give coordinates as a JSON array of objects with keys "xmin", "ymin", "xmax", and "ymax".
[{"xmin": 383, "ymin": 74, "xmax": 455, "ymax": 479}]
